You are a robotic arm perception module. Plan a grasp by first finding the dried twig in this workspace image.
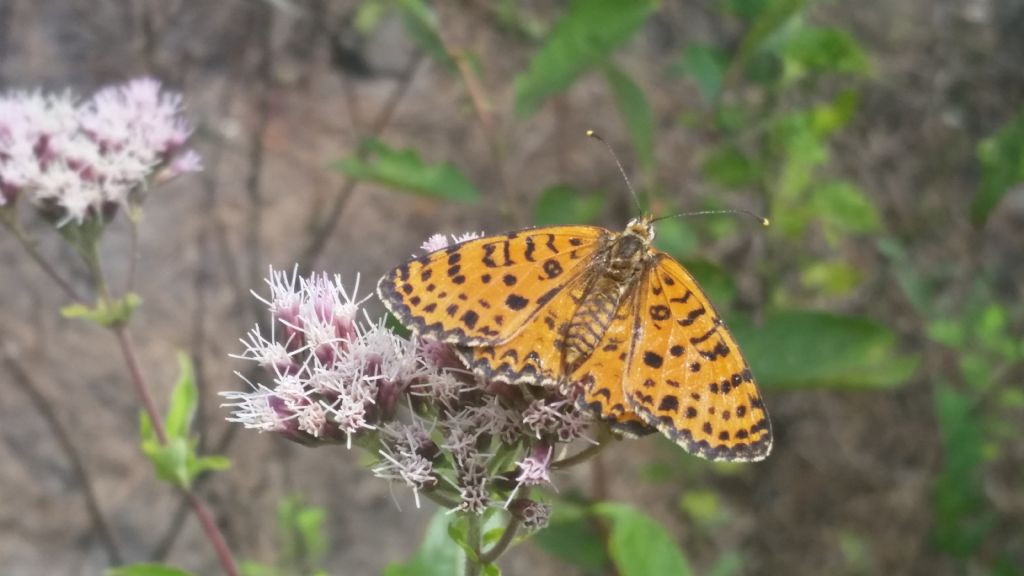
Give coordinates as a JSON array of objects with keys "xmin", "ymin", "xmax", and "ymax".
[
  {"xmin": 244, "ymin": 2, "xmax": 275, "ymax": 320},
  {"xmin": 0, "ymin": 339, "xmax": 123, "ymax": 566},
  {"xmin": 299, "ymin": 51, "xmax": 425, "ymax": 269},
  {"xmin": 435, "ymin": 4, "xmax": 514, "ymax": 216}
]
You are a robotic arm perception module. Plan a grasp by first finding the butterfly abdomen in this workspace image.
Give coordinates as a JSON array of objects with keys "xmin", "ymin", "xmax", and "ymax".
[{"xmin": 563, "ymin": 268, "xmax": 640, "ymax": 372}]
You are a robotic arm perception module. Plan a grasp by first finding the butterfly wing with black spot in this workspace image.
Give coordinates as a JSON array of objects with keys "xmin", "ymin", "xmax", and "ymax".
[
  {"xmin": 570, "ymin": 269, "xmax": 656, "ymax": 438},
  {"xmin": 454, "ymin": 270, "xmax": 598, "ymax": 386},
  {"xmin": 378, "ymin": 226, "xmax": 609, "ymax": 346},
  {"xmin": 624, "ymin": 254, "xmax": 772, "ymax": 462}
]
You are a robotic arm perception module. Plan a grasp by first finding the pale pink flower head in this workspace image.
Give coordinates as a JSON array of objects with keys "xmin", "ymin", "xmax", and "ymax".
[
  {"xmin": 0, "ymin": 78, "xmax": 200, "ymax": 225},
  {"xmin": 418, "ymin": 230, "xmax": 484, "ymax": 254},
  {"xmin": 225, "ymin": 263, "xmax": 610, "ymax": 516}
]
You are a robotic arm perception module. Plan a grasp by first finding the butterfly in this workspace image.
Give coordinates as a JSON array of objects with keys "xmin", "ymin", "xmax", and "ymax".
[{"xmin": 377, "ymin": 215, "xmax": 772, "ymax": 462}]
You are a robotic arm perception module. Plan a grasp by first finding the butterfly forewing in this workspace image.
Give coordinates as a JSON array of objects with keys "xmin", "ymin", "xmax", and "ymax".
[
  {"xmin": 454, "ymin": 273, "xmax": 595, "ymax": 387},
  {"xmin": 378, "ymin": 226, "xmax": 608, "ymax": 346},
  {"xmin": 624, "ymin": 253, "xmax": 772, "ymax": 462}
]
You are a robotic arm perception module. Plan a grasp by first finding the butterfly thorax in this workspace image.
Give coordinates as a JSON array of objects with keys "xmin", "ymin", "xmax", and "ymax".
[{"xmin": 562, "ymin": 218, "xmax": 655, "ymax": 372}]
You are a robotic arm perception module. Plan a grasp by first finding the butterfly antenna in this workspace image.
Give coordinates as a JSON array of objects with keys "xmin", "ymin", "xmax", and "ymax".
[
  {"xmin": 652, "ymin": 209, "xmax": 770, "ymax": 227},
  {"xmin": 586, "ymin": 130, "xmax": 644, "ymax": 214}
]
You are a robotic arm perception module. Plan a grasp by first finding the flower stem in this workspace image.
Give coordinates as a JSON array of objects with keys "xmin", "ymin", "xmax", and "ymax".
[
  {"xmin": 2, "ymin": 213, "xmax": 83, "ymax": 302},
  {"xmin": 81, "ymin": 232, "xmax": 111, "ymax": 302},
  {"xmin": 479, "ymin": 517, "xmax": 519, "ymax": 565},
  {"xmin": 112, "ymin": 326, "xmax": 167, "ymax": 442},
  {"xmin": 1, "ymin": 340, "xmax": 123, "ymax": 564},
  {"xmin": 111, "ymin": 324, "xmax": 239, "ymax": 576},
  {"xmin": 551, "ymin": 429, "xmax": 615, "ymax": 470},
  {"xmin": 422, "ymin": 490, "xmax": 461, "ymax": 510},
  {"xmin": 464, "ymin": 513, "xmax": 483, "ymax": 576},
  {"xmin": 186, "ymin": 491, "xmax": 240, "ymax": 576}
]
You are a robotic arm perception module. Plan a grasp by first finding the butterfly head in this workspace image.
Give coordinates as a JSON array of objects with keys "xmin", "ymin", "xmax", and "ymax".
[
  {"xmin": 624, "ymin": 215, "xmax": 656, "ymax": 245},
  {"xmin": 607, "ymin": 216, "xmax": 656, "ymax": 281}
]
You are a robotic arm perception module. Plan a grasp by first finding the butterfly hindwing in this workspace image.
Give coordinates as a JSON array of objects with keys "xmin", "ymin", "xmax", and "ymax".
[
  {"xmin": 378, "ymin": 226, "xmax": 608, "ymax": 346},
  {"xmin": 571, "ymin": 272, "xmax": 656, "ymax": 438},
  {"xmin": 624, "ymin": 254, "xmax": 772, "ymax": 462}
]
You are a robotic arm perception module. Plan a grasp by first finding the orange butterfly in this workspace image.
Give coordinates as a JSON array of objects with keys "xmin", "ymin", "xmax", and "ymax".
[{"xmin": 378, "ymin": 213, "xmax": 772, "ymax": 462}]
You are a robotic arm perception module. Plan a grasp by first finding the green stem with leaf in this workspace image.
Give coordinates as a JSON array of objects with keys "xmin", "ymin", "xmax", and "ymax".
[
  {"xmin": 105, "ymin": 292, "xmax": 239, "ymax": 576},
  {"xmin": 464, "ymin": 513, "xmax": 483, "ymax": 576},
  {"xmin": 8, "ymin": 213, "xmax": 240, "ymax": 575}
]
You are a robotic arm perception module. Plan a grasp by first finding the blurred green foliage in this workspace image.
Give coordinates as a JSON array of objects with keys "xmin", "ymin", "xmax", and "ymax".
[
  {"xmin": 241, "ymin": 495, "xmax": 330, "ymax": 576},
  {"xmin": 106, "ymin": 565, "xmax": 193, "ymax": 576},
  {"xmin": 532, "ymin": 502, "xmax": 610, "ymax": 571},
  {"xmin": 335, "ymin": 139, "xmax": 481, "ymax": 203},
  {"xmin": 513, "ymin": 0, "xmax": 659, "ymax": 116},
  {"xmin": 594, "ymin": 503, "xmax": 694, "ymax": 576},
  {"xmin": 384, "ymin": 511, "xmax": 465, "ymax": 576},
  {"xmin": 732, "ymin": 310, "xmax": 918, "ymax": 390},
  {"xmin": 973, "ymin": 111, "xmax": 1024, "ymax": 225},
  {"xmin": 533, "ymin": 185, "xmax": 606, "ymax": 226}
]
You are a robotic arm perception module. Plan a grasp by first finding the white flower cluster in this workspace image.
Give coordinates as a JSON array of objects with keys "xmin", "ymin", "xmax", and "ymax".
[
  {"xmin": 0, "ymin": 78, "xmax": 200, "ymax": 224},
  {"xmin": 224, "ymin": 259, "xmax": 603, "ymax": 520},
  {"xmin": 224, "ymin": 268, "xmax": 391, "ymax": 447}
]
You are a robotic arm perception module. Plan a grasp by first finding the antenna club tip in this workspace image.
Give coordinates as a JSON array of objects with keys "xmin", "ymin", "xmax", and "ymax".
[
  {"xmin": 586, "ymin": 129, "xmax": 596, "ymax": 137},
  {"xmin": 762, "ymin": 217, "xmax": 770, "ymax": 227}
]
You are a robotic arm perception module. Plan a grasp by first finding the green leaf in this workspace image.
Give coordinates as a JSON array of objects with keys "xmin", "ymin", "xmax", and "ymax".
[
  {"xmin": 876, "ymin": 237, "xmax": 933, "ymax": 315},
  {"xmin": 447, "ymin": 518, "xmax": 479, "ymax": 562},
  {"xmin": 976, "ymin": 304, "xmax": 1010, "ymax": 353},
  {"xmin": 769, "ymin": 113, "xmax": 830, "ymax": 236},
  {"xmin": 673, "ymin": 44, "xmax": 728, "ymax": 104},
  {"xmin": 593, "ymin": 503, "xmax": 693, "ymax": 576},
  {"xmin": 701, "ymin": 146, "xmax": 761, "ymax": 188},
  {"xmin": 837, "ymin": 530, "xmax": 874, "ymax": 573},
  {"xmin": 192, "ymin": 454, "xmax": 231, "ymax": 475},
  {"xmin": 139, "ymin": 354, "xmax": 229, "ymax": 489},
  {"xmin": 335, "ymin": 139, "xmax": 480, "ymax": 203},
  {"xmin": 709, "ymin": 551, "xmax": 745, "ymax": 576},
  {"xmin": 973, "ymin": 111, "xmax": 1024, "ymax": 225},
  {"xmin": 799, "ymin": 260, "xmax": 862, "ymax": 296},
  {"xmin": 61, "ymin": 293, "xmax": 142, "ymax": 328},
  {"xmin": 733, "ymin": 0, "xmax": 808, "ymax": 70},
  {"xmin": 605, "ymin": 64, "xmax": 656, "ymax": 176},
  {"xmin": 165, "ymin": 353, "xmax": 197, "ymax": 440},
  {"xmin": 353, "ymin": 0, "xmax": 386, "ymax": 34},
  {"xmin": 277, "ymin": 495, "xmax": 328, "ymax": 570},
  {"xmin": 679, "ymin": 490, "xmax": 728, "ymax": 530},
  {"xmin": 107, "ymin": 564, "xmax": 194, "ymax": 576},
  {"xmin": 810, "ymin": 90, "xmax": 860, "ymax": 137},
  {"xmin": 514, "ymin": 0, "xmax": 659, "ymax": 115},
  {"xmin": 813, "ymin": 180, "xmax": 881, "ymax": 237},
  {"xmin": 712, "ymin": 105, "xmax": 749, "ymax": 134},
  {"xmin": 680, "ymin": 259, "xmax": 737, "ymax": 306},
  {"xmin": 534, "ymin": 185, "xmax": 606, "ymax": 226},
  {"xmin": 533, "ymin": 503, "xmax": 609, "ymax": 571},
  {"xmin": 932, "ymin": 387, "xmax": 993, "ymax": 557},
  {"xmin": 396, "ymin": 0, "xmax": 456, "ymax": 70},
  {"xmin": 721, "ymin": 0, "xmax": 766, "ymax": 20},
  {"xmin": 238, "ymin": 562, "xmax": 277, "ymax": 576},
  {"xmin": 731, "ymin": 310, "xmax": 918, "ymax": 390},
  {"xmin": 384, "ymin": 312, "xmax": 413, "ymax": 339},
  {"xmin": 653, "ymin": 218, "xmax": 697, "ymax": 259},
  {"xmin": 384, "ymin": 511, "xmax": 464, "ymax": 576},
  {"xmin": 779, "ymin": 26, "xmax": 870, "ymax": 81},
  {"xmin": 140, "ymin": 430, "xmax": 191, "ymax": 488}
]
